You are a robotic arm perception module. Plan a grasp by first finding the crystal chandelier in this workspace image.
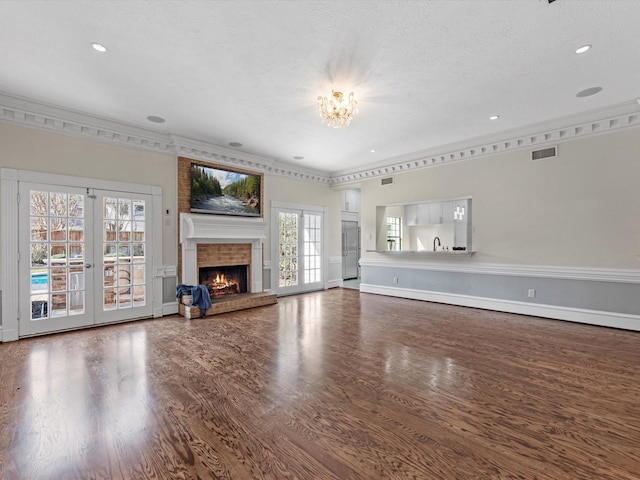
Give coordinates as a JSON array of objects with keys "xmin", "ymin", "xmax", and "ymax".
[{"xmin": 317, "ymin": 90, "xmax": 358, "ymax": 128}]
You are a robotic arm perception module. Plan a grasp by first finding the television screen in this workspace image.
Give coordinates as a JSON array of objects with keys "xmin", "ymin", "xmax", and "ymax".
[{"xmin": 190, "ymin": 163, "xmax": 261, "ymax": 217}]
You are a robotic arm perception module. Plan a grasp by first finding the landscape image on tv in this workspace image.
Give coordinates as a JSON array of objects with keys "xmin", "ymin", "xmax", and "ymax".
[{"xmin": 190, "ymin": 163, "xmax": 261, "ymax": 217}]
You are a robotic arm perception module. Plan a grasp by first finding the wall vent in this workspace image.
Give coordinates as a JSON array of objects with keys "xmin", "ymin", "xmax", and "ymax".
[
  {"xmin": 531, "ymin": 146, "xmax": 557, "ymax": 161},
  {"xmin": 381, "ymin": 177, "xmax": 394, "ymax": 186}
]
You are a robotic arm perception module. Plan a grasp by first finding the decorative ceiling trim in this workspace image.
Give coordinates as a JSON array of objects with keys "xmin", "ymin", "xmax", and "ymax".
[
  {"xmin": 0, "ymin": 98, "xmax": 174, "ymax": 154},
  {"xmin": 1, "ymin": 92, "xmax": 638, "ymax": 187},
  {"xmin": 331, "ymin": 102, "xmax": 640, "ymax": 186},
  {"xmin": 170, "ymin": 134, "xmax": 331, "ymax": 185},
  {"xmin": 0, "ymin": 92, "xmax": 331, "ymax": 185}
]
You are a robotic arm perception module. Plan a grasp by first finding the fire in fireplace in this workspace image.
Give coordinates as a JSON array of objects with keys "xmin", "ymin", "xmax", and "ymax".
[{"xmin": 199, "ymin": 265, "xmax": 248, "ymax": 298}]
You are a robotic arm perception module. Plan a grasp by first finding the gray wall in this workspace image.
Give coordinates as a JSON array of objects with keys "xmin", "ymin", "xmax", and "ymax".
[{"xmin": 362, "ymin": 265, "xmax": 639, "ymax": 316}]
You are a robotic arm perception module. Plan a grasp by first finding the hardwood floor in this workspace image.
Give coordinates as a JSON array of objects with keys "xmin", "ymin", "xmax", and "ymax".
[{"xmin": 1, "ymin": 288, "xmax": 639, "ymax": 479}]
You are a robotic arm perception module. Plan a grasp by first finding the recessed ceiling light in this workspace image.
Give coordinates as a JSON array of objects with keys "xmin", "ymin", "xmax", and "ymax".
[
  {"xmin": 575, "ymin": 44, "xmax": 591, "ymax": 54},
  {"xmin": 229, "ymin": 142, "xmax": 242, "ymax": 147},
  {"xmin": 576, "ymin": 86, "xmax": 602, "ymax": 98},
  {"xmin": 489, "ymin": 115, "xmax": 500, "ymax": 120},
  {"xmin": 91, "ymin": 42, "xmax": 107, "ymax": 53},
  {"xmin": 293, "ymin": 156, "xmax": 304, "ymax": 160},
  {"xmin": 146, "ymin": 115, "xmax": 165, "ymax": 123},
  {"xmin": 370, "ymin": 149, "xmax": 376, "ymax": 153}
]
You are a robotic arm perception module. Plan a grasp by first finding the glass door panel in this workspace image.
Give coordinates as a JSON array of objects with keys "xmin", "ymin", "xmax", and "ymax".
[
  {"xmin": 278, "ymin": 211, "xmax": 299, "ymax": 290},
  {"xmin": 303, "ymin": 213, "xmax": 322, "ymax": 289},
  {"xmin": 276, "ymin": 208, "xmax": 323, "ymax": 296},
  {"xmin": 94, "ymin": 191, "xmax": 152, "ymax": 324},
  {"xmin": 19, "ymin": 184, "xmax": 93, "ymax": 336}
]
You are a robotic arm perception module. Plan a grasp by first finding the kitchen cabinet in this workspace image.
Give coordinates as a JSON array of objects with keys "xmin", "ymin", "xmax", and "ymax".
[
  {"xmin": 441, "ymin": 201, "xmax": 455, "ymax": 224},
  {"xmin": 405, "ymin": 200, "xmax": 457, "ymax": 225},
  {"xmin": 381, "ymin": 197, "xmax": 473, "ymax": 253},
  {"xmin": 404, "ymin": 204, "xmax": 419, "ymax": 226},
  {"xmin": 426, "ymin": 203, "xmax": 441, "ymax": 224},
  {"xmin": 342, "ymin": 189, "xmax": 360, "ymax": 213},
  {"xmin": 453, "ymin": 199, "xmax": 472, "ymax": 250}
]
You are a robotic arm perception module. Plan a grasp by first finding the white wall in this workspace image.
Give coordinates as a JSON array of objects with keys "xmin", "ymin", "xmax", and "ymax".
[
  {"xmin": 0, "ymin": 123, "xmax": 344, "ymax": 287},
  {"xmin": 360, "ymin": 127, "xmax": 640, "ymax": 270},
  {"xmin": 263, "ymin": 174, "xmax": 342, "ymax": 261},
  {"xmin": 0, "ymin": 123, "xmax": 178, "ymax": 267}
]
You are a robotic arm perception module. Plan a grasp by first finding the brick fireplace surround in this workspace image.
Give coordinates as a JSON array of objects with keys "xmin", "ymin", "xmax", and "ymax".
[{"xmin": 179, "ymin": 213, "xmax": 277, "ymax": 317}]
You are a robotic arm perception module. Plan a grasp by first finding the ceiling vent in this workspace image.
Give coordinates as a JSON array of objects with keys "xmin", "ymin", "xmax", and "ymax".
[
  {"xmin": 531, "ymin": 146, "xmax": 558, "ymax": 161},
  {"xmin": 381, "ymin": 177, "xmax": 394, "ymax": 186}
]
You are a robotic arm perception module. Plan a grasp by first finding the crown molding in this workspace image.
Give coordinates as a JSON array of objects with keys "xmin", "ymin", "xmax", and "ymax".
[
  {"xmin": 0, "ymin": 91, "xmax": 175, "ymax": 153},
  {"xmin": 0, "ymin": 91, "xmax": 331, "ymax": 185},
  {"xmin": 1, "ymin": 91, "xmax": 639, "ymax": 187},
  {"xmin": 169, "ymin": 134, "xmax": 331, "ymax": 185},
  {"xmin": 330, "ymin": 100, "xmax": 640, "ymax": 186}
]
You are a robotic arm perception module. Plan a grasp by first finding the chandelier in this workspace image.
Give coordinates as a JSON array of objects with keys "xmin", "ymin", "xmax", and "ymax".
[{"xmin": 317, "ymin": 90, "xmax": 358, "ymax": 128}]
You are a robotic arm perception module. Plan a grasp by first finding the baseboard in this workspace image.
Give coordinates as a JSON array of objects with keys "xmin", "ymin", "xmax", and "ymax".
[
  {"xmin": 327, "ymin": 256, "xmax": 343, "ymax": 290},
  {"xmin": 0, "ymin": 326, "xmax": 18, "ymax": 342},
  {"xmin": 360, "ymin": 283, "xmax": 640, "ymax": 331},
  {"xmin": 162, "ymin": 302, "xmax": 179, "ymax": 316}
]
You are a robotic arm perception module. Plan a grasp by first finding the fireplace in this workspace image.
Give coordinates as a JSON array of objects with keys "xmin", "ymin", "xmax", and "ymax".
[
  {"xmin": 179, "ymin": 213, "xmax": 276, "ymax": 317},
  {"xmin": 180, "ymin": 213, "xmax": 267, "ymax": 292},
  {"xmin": 199, "ymin": 265, "xmax": 248, "ymax": 298}
]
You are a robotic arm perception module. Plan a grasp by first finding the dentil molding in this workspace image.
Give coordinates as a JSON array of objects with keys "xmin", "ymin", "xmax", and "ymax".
[{"xmin": 1, "ymin": 92, "xmax": 639, "ymax": 187}]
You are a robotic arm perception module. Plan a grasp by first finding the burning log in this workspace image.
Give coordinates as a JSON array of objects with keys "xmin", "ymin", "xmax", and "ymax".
[{"xmin": 206, "ymin": 273, "xmax": 240, "ymax": 297}]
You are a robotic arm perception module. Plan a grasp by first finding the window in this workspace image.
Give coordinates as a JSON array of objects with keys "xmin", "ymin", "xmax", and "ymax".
[{"xmin": 386, "ymin": 216, "xmax": 402, "ymax": 251}]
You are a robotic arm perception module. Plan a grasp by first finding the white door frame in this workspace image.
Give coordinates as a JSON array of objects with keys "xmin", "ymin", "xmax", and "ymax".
[
  {"xmin": 270, "ymin": 200, "xmax": 328, "ymax": 296},
  {"xmin": 1, "ymin": 168, "xmax": 163, "ymax": 341}
]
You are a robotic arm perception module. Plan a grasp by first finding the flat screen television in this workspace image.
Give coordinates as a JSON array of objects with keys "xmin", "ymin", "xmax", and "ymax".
[{"xmin": 190, "ymin": 163, "xmax": 262, "ymax": 217}]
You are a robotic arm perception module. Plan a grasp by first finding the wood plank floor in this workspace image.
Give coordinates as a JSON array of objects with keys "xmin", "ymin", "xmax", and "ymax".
[{"xmin": 1, "ymin": 288, "xmax": 639, "ymax": 479}]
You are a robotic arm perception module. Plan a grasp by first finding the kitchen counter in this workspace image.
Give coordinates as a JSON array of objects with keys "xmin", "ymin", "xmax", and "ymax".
[{"xmin": 366, "ymin": 250, "xmax": 474, "ymax": 256}]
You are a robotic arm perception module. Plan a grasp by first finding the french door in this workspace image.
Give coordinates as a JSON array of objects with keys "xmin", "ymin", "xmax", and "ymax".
[
  {"xmin": 274, "ymin": 206, "xmax": 324, "ymax": 296},
  {"xmin": 18, "ymin": 183, "xmax": 153, "ymax": 336}
]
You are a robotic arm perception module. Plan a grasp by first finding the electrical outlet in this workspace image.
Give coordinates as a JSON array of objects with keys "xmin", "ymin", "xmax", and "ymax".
[
  {"xmin": 393, "ymin": 276, "xmax": 399, "ymax": 284},
  {"xmin": 528, "ymin": 289, "xmax": 536, "ymax": 298}
]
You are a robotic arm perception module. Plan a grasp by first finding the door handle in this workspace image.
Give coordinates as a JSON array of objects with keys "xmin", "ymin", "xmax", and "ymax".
[{"xmin": 85, "ymin": 263, "xmax": 93, "ymax": 269}]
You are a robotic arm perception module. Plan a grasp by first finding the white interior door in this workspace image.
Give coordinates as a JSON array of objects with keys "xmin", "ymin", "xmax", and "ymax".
[
  {"xmin": 19, "ymin": 183, "xmax": 94, "ymax": 336},
  {"xmin": 18, "ymin": 184, "xmax": 153, "ymax": 336},
  {"xmin": 94, "ymin": 190, "xmax": 153, "ymax": 324},
  {"xmin": 275, "ymin": 207, "xmax": 324, "ymax": 296}
]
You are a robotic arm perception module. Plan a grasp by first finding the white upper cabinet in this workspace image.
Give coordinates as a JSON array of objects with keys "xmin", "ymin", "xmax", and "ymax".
[
  {"xmin": 405, "ymin": 200, "xmax": 457, "ymax": 225},
  {"xmin": 453, "ymin": 198, "xmax": 468, "ymax": 223},
  {"xmin": 441, "ymin": 201, "xmax": 456, "ymax": 224},
  {"xmin": 342, "ymin": 189, "xmax": 360, "ymax": 213},
  {"xmin": 405, "ymin": 204, "xmax": 419, "ymax": 226},
  {"xmin": 404, "ymin": 198, "xmax": 470, "ymax": 225}
]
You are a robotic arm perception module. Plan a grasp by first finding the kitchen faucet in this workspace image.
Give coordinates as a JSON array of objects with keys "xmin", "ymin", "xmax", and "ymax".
[{"xmin": 433, "ymin": 236, "xmax": 441, "ymax": 252}]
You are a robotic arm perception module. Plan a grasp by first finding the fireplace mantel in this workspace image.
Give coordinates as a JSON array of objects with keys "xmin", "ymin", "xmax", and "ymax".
[{"xmin": 180, "ymin": 213, "xmax": 267, "ymax": 291}]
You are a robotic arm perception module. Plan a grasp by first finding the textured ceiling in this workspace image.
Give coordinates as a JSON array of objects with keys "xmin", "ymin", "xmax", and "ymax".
[{"xmin": 1, "ymin": 0, "xmax": 639, "ymax": 175}]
